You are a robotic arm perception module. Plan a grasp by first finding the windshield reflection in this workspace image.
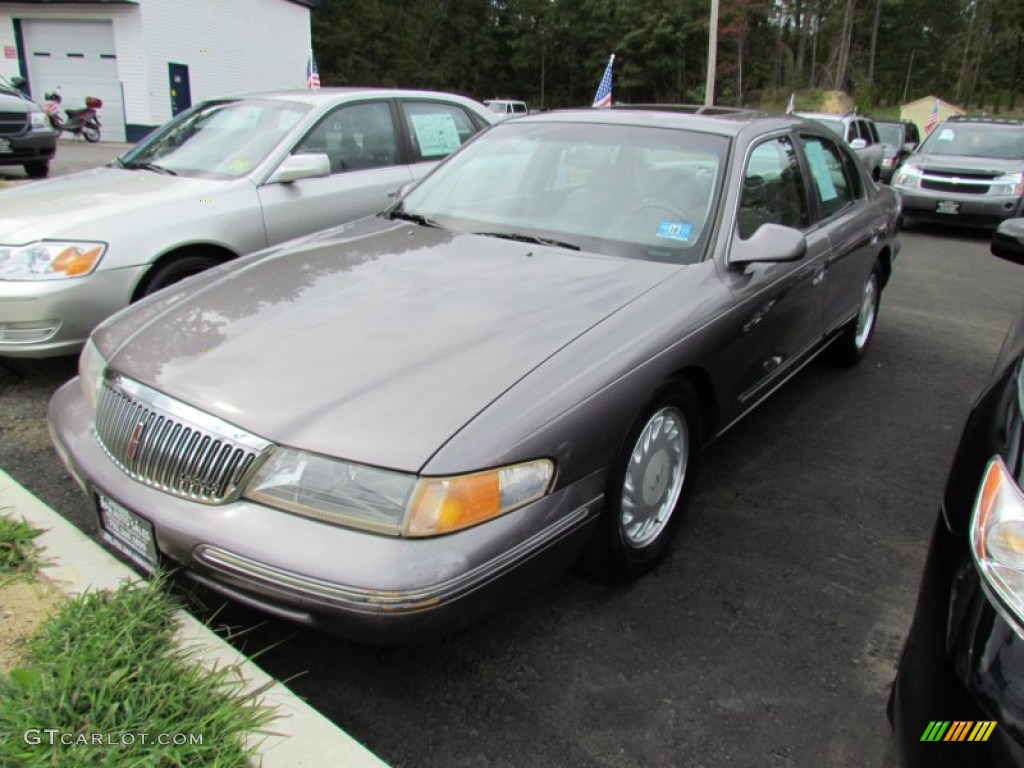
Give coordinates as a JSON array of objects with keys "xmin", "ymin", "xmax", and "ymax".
[{"xmin": 119, "ymin": 99, "xmax": 310, "ymax": 180}]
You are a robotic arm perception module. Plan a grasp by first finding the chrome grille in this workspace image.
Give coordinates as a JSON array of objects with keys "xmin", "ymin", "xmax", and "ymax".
[{"xmin": 94, "ymin": 376, "xmax": 272, "ymax": 503}]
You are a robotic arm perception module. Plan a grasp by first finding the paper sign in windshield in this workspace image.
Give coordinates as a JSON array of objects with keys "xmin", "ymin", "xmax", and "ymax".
[
  {"xmin": 656, "ymin": 221, "xmax": 692, "ymax": 241},
  {"xmin": 410, "ymin": 113, "xmax": 462, "ymax": 158},
  {"xmin": 804, "ymin": 141, "xmax": 838, "ymax": 201}
]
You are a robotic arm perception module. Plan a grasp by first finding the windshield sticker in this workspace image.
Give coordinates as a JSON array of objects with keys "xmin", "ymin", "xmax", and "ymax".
[
  {"xmin": 410, "ymin": 113, "xmax": 462, "ymax": 158},
  {"xmin": 227, "ymin": 158, "xmax": 252, "ymax": 173},
  {"xmin": 804, "ymin": 141, "xmax": 838, "ymax": 201},
  {"xmin": 656, "ymin": 221, "xmax": 692, "ymax": 242},
  {"xmin": 937, "ymin": 128, "xmax": 955, "ymax": 141}
]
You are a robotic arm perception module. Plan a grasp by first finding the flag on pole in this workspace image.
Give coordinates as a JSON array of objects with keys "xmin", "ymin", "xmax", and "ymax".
[
  {"xmin": 592, "ymin": 53, "xmax": 615, "ymax": 108},
  {"xmin": 924, "ymin": 98, "xmax": 940, "ymax": 134},
  {"xmin": 785, "ymin": 93, "xmax": 795, "ymax": 115},
  {"xmin": 306, "ymin": 50, "xmax": 321, "ymax": 90}
]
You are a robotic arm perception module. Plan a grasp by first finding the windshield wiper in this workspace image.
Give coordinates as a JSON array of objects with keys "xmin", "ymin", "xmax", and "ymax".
[
  {"xmin": 389, "ymin": 209, "xmax": 441, "ymax": 228},
  {"xmin": 120, "ymin": 161, "xmax": 178, "ymax": 176},
  {"xmin": 474, "ymin": 231, "xmax": 580, "ymax": 251}
]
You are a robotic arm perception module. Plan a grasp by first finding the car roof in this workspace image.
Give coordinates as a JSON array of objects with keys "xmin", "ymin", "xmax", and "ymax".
[
  {"xmin": 514, "ymin": 105, "xmax": 802, "ymax": 138},
  {"xmin": 794, "ymin": 111, "xmax": 866, "ymax": 122},
  {"xmin": 214, "ymin": 88, "xmax": 487, "ymax": 107},
  {"xmin": 945, "ymin": 115, "xmax": 1024, "ymax": 126}
]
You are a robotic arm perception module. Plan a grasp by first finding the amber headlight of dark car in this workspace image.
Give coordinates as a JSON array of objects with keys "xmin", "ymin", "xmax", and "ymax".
[
  {"xmin": 971, "ymin": 447, "xmax": 1024, "ymax": 632},
  {"xmin": 246, "ymin": 449, "xmax": 554, "ymax": 537}
]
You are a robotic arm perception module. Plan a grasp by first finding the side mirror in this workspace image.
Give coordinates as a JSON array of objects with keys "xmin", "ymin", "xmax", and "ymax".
[
  {"xmin": 902, "ymin": 142, "xmax": 917, "ymax": 153},
  {"xmin": 730, "ymin": 223, "xmax": 808, "ymax": 266},
  {"xmin": 849, "ymin": 138, "xmax": 867, "ymax": 150},
  {"xmin": 389, "ymin": 181, "xmax": 414, "ymax": 200},
  {"xmin": 267, "ymin": 153, "xmax": 331, "ymax": 184},
  {"xmin": 992, "ymin": 219, "xmax": 1024, "ymax": 266}
]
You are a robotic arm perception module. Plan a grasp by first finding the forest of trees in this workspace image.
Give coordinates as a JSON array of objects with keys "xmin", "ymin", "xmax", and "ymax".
[{"xmin": 311, "ymin": 0, "xmax": 1024, "ymax": 113}]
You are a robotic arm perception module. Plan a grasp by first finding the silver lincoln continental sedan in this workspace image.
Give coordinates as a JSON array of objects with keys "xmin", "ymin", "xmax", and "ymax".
[{"xmin": 49, "ymin": 106, "xmax": 901, "ymax": 643}]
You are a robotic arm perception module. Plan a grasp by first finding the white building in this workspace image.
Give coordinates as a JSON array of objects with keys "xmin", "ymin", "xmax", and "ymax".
[{"xmin": 0, "ymin": 0, "xmax": 318, "ymax": 142}]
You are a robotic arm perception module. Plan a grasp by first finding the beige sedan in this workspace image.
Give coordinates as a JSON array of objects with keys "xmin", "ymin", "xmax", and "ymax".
[{"xmin": 0, "ymin": 88, "xmax": 495, "ymax": 357}]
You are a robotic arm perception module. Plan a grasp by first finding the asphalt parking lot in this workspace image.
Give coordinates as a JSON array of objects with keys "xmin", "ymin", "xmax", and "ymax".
[{"xmin": 1, "ymin": 147, "xmax": 1021, "ymax": 766}]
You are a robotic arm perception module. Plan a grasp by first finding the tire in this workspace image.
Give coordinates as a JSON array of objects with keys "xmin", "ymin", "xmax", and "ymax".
[
  {"xmin": 23, "ymin": 161, "xmax": 49, "ymax": 179},
  {"xmin": 82, "ymin": 124, "xmax": 101, "ymax": 143},
  {"xmin": 578, "ymin": 381, "xmax": 700, "ymax": 582},
  {"xmin": 136, "ymin": 252, "xmax": 223, "ymax": 299},
  {"xmin": 828, "ymin": 265, "xmax": 882, "ymax": 366}
]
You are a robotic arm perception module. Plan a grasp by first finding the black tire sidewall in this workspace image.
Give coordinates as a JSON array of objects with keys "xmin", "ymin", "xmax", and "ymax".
[{"xmin": 139, "ymin": 253, "xmax": 221, "ymax": 298}]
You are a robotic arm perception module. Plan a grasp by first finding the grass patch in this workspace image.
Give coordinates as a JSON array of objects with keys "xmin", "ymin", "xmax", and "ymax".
[
  {"xmin": 0, "ymin": 574, "xmax": 275, "ymax": 767},
  {"xmin": 0, "ymin": 515, "xmax": 44, "ymax": 579}
]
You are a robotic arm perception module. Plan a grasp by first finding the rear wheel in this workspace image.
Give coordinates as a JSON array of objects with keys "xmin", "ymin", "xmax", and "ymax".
[
  {"xmin": 579, "ymin": 382, "xmax": 700, "ymax": 581},
  {"xmin": 23, "ymin": 161, "xmax": 49, "ymax": 179},
  {"xmin": 828, "ymin": 265, "xmax": 882, "ymax": 366},
  {"xmin": 136, "ymin": 252, "xmax": 223, "ymax": 299},
  {"xmin": 82, "ymin": 124, "xmax": 101, "ymax": 143}
]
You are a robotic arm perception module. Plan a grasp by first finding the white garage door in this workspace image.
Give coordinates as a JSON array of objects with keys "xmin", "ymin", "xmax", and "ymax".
[{"xmin": 22, "ymin": 20, "xmax": 125, "ymax": 142}]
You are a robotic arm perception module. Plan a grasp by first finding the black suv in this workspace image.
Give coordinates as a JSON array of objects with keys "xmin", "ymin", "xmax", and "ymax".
[
  {"xmin": 874, "ymin": 119, "xmax": 919, "ymax": 184},
  {"xmin": 0, "ymin": 78, "xmax": 57, "ymax": 179},
  {"xmin": 893, "ymin": 115, "xmax": 1024, "ymax": 227}
]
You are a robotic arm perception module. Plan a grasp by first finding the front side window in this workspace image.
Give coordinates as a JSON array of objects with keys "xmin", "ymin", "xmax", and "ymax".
[
  {"xmin": 799, "ymin": 134, "xmax": 859, "ymax": 219},
  {"xmin": 401, "ymin": 100, "xmax": 482, "ymax": 162},
  {"xmin": 738, "ymin": 136, "xmax": 809, "ymax": 239},
  {"xmin": 292, "ymin": 101, "xmax": 398, "ymax": 174},
  {"xmin": 120, "ymin": 99, "xmax": 309, "ymax": 179},
  {"xmin": 396, "ymin": 122, "xmax": 728, "ymax": 264}
]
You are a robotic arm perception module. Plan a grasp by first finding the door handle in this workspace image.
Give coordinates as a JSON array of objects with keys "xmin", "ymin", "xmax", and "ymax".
[{"xmin": 812, "ymin": 267, "xmax": 826, "ymax": 286}]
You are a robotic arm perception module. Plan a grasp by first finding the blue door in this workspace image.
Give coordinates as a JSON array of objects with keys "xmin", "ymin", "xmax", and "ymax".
[{"xmin": 168, "ymin": 63, "xmax": 191, "ymax": 116}]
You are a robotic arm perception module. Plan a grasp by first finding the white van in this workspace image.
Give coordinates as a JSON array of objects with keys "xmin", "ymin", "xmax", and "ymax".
[{"xmin": 484, "ymin": 99, "xmax": 528, "ymax": 120}]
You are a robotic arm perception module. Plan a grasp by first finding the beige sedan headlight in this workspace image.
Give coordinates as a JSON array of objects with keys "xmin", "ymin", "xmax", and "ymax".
[
  {"xmin": 0, "ymin": 241, "xmax": 107, "ymax": 280},
  {"xmin": 246, "ymin": 447, "xmax": 553, "ymax": 537}
]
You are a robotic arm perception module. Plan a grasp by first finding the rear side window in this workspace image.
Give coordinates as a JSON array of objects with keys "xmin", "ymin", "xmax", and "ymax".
[
  {"xmin": 799, "ymin": 134, "xmax": 860, "ymax": 219},
  {"xmin": 401, "ymin": 100, "xmax": 482, "ymax": 162}
]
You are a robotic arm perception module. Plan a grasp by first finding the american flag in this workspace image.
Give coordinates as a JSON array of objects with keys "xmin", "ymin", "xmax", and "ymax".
[
  {"xmin": 592, "ymin": 54, "xmax": 615, "ymax": 108},
  {"xmin": 924, "ymin": 98, "xmax": 940, "ymax": 134},
  {"xmin": 306, "ymin": 51, "xmax": 320, "ymax": 90}
]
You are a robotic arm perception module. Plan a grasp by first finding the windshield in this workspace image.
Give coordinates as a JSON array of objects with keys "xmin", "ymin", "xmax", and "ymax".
[
  {"xmin": 119, "ymin": 99, "xmax": 310, "ymax": 179},
  {"xmin": 486, "ymin": 102, "xmax": 506, "ymax": 114},
  {"xmin": 396, "ymin": 121, "xmax": 728, "ymax": 264},
  {"xmin": 876, "ymin": 123, "xmax": 904, "ymax": 147},
  {"xmin": 919, "ymin": 123, "xmax": 1024, "ymax": 160}
]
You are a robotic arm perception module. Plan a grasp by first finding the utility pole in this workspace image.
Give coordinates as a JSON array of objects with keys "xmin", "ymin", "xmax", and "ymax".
[
  {"xmin": 902, "ymin": 49, "xmax": 915, "ymax": 104},
  {"xmin": 705, "ymin": 0, "xmax": 719, "ymax": 105}
]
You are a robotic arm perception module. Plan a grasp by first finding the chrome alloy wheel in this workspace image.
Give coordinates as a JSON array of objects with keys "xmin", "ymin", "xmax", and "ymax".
[
  {"xmin": 619, "ymin": 406, "xmax": 688, "ymax": 549},
  {"xmin": 854, "ymin": 273, "xmax": 880, "ymax": 350}
]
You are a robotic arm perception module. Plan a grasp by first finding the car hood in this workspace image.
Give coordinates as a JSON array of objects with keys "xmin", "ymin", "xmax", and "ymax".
[
  {"xmin": 100, "ymin": 220, "xmax": 673, "ymax": 472},
  {"xmin": 0, "ymin": 167, "xmax": 235, "ymax": 243},
  {"xmin": 912, "ymin": 153, "xmax": 1024, "ymax": 177}
]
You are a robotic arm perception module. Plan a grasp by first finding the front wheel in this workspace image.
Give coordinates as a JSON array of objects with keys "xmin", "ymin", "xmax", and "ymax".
[
  {"xmin": 828, "ymin": 265, "xmax": 882, "ymax": 366},
  {"xmin": 82, "ymin": 124, "xmax": 101, "ymax": 143},
  {"xmin": 135, "ymin": 252, "xmax": 223, "ymax": 299},
  {"xmin": 578, "ymin": 383, "xmax": 700, "ymax": 581},
  {"xmin": 23, "ymin": 161, "xmax": 49, "ymax": 179}
]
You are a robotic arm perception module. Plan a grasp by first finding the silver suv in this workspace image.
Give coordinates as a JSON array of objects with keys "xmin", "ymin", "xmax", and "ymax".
[
  {"xmin": 893, "ymin": 116, "xmax": 1024, "ymax": 228},
  {"xmin": 796, "ymin": 112, "xmax": 884, "ymax": 182}
]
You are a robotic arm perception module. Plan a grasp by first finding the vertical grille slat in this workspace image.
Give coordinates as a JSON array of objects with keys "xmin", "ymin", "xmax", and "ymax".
[{"xmin": 93, "ymin": 379, "xmax": 270, "ymax": 504}]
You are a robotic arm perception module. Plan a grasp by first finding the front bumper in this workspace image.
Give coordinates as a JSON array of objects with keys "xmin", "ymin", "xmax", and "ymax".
[
  {"xmin": 0, "ymin": 130, "xmax": 57, "ymax": 166},
  {"xmin": 895, "ymin": 186, "xmax": 1023, "ymax": 227},
  {"xmin": 48, "ymin": 378, "xmax": 604, "ymax": 644},
  {"xmin": 0, "ymin": 266, "xmax": 145, "ymax": 357},
  {"xmin": 891, "ymin": 513, "xmax": 1024, "ymax": 767}
]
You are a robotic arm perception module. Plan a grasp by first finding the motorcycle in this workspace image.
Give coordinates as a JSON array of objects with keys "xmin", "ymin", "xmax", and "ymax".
[{"xmin": 43, "ymin": 87, "xmax": 102, "ymax": 142}]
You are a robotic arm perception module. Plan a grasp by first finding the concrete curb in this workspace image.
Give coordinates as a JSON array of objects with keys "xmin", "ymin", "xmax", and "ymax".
[{"xmin": 0, "ymin": 469, "xmax": 389, "ymax": 768}]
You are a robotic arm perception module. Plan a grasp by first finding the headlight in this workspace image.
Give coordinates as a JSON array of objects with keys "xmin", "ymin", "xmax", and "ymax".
[
  {"xmin": 78, "ymin": 338, "xmax": 106, "ymax": 411},
  {"xmin": 990, "ymin": 172, "xmax": 1024, "ymax": 197},
  {"xmin": 971, "ymin": 455, "xmax": 1024, "ymax": 632},
  {"xmin": 29, "ymin": 111, "xmax": 52, "ymax": 132},
  {"xmin": 0, "ymin": 241, "xmax": 106, "ymax": 280},
  {"xmin": 245, "ymin": 448, "xmax": 554, "ymax": 537},
  {"xmin": 893, "ymin": 164, "xmax": 922, "ymax": 189}
]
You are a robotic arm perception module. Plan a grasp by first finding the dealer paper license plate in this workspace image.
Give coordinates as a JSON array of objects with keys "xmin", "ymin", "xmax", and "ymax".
[
  {"xmin": 936, "ymin": 200, "xmax": 961, "ymax": 215},
  {"xmin": 97, "ymin": 493, "xmax": 157, "ymax": 573},
  {"xmin": 0, "ymin": 138, "xmax": 11, "ymax": 154}
]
